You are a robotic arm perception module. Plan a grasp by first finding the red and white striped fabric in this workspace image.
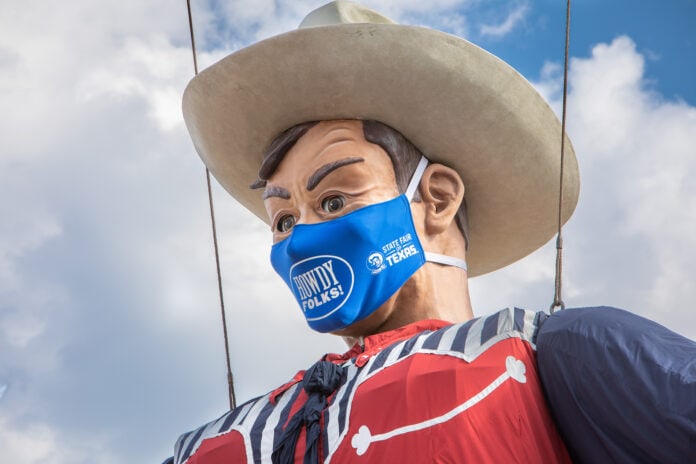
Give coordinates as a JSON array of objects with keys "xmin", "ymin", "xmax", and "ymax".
[{"xmin": 173, "ymin": 308, "xmax": 570, "ymax": 463}]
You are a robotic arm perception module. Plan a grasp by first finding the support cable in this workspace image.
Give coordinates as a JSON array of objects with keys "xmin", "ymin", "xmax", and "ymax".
[
  {"xmin": 550, "ymin": 0, "xmax": 572, "ymax": 314},
  {"xmin": 186, "ymin": 0, "xmax": 237, "ymax": 409}
]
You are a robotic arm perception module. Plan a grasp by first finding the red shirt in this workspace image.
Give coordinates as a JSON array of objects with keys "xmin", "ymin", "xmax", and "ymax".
[{"xmin": 174, "ymin": 308, "xmax": 570, "ymax": 463}]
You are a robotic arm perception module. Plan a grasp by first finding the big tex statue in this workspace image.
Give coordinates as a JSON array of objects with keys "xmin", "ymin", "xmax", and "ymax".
[{"xmin": 167, "ymin": 2, "xmax": 696, "ymax": 463}]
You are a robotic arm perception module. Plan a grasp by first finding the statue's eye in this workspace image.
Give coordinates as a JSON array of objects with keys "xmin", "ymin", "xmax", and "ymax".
[
  {"xmin": 276, "ymin": 214, "xmax": 296, "ymax": 233},
  {"xmin": 321, "ymin": 195, "xmax": 345, "ymax": 213}
]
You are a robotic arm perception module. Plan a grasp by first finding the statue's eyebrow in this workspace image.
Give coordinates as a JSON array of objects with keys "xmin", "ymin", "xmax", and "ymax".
[
  {"xmin": 262, "ymin": 185, "xmax": 291, "ymax": 200},
  {"xmin": 307, "ymin": 157, "xmax": 364, "ymax": 191}
]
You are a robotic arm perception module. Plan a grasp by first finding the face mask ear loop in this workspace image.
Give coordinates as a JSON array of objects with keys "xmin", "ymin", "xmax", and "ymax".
[
  {"xmin": 405, "ymin": 156, "xmax": 429, "ymax": 201},
  {"xmin": 405, "ymin": 156, "xmax": 469, "ymax": 273},
  {"xmin": 424, "ymin": 252, "xmax": 468, "ymax": 271}
]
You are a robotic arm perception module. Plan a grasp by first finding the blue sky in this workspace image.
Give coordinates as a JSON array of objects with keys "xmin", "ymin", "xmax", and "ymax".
[
  {"xmin": 478, "ymin": 0, "xmax": 696, "ymax": 104},
  {"xmin": 1, "ymin": 1, "xmax": 694, "ymax": 462}
]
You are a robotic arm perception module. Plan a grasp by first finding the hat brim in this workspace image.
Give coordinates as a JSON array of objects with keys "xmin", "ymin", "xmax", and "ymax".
[{"xmin": 182, "ymin": 23, "xmax": 579, "ymax": 277}]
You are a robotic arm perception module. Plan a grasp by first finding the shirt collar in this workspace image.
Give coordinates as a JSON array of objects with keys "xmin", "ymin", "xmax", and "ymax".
[
  {"xmin": 272, "ymin": 319, "xmax": 453, "ymax": 403},
  {"xmin": 324, "ymin": 319, "xmax": 452, "ymax": 365}
]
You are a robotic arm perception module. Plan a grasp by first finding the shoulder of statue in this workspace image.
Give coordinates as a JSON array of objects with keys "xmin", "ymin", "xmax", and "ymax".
[{"xmin": 426, "ymin": 307, "xmax": 545, "ymax": 360}]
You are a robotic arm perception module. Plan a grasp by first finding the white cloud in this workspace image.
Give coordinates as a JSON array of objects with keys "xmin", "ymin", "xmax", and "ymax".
[
  {"xmin": 0, "ymin": 214, "xmax": 62, "ymax": 295},
  {"xmin": 479, "ymin": 1, "xmax": 529, "ymax": 38},
  {"xmin": 474, "ymin": 36, "xmax": 696, "ymax": 339},
  {"xmin": 77, "ymin": 35, "xmax": 193, "ymax": 132},
  {"xmin": 0, "ymin": 0, "xmax": 225, "ymax": 461},
  {"xmin": 0, "ymin": 418, "xmax": 119, "ymax": 464},
  {"xmin": 198, "ymin": 0, "xmax": 475, "ymax": 47}
]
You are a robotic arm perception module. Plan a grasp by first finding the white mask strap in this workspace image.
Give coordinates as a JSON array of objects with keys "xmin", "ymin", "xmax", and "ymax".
[
  {"xmin": 425, "ymin": 252, "xmax": 468, "ymax": 271},
  {"xmin": 405, "ymin": 156, "xmax": 429, "ymax": 201},
  {"xmin": 405, "ymin": 156, "xmax": 468, "ymax": 272}
]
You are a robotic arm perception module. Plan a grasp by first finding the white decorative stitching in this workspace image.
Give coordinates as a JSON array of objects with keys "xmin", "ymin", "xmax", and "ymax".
[{"xmin": 350, "ymin": 356, "xmax": 527, "ymax": 456}]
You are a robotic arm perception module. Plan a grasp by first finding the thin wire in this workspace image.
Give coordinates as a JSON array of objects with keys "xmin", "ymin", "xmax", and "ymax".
[
  {"xmin": 550, "ymin": 0, "xmax": 571, "ymax": 314},
  {"xmin": 187, "ymin": 0, "xmax": 237, "ymax": 409}
]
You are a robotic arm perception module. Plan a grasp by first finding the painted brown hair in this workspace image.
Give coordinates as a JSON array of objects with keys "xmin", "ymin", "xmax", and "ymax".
[{"xmin": 251, "ymin": 120, "xmax": 468, "ymax": 246}]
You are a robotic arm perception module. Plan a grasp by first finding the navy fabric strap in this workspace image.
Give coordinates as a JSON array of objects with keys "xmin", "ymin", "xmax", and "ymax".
[
  {"xmin": 536, "ymin": 306, "xmax": 696, "ymax": 463},
  {"xmin": 272, "ymin": 361, "xmax": 346, "ymax": 464}
]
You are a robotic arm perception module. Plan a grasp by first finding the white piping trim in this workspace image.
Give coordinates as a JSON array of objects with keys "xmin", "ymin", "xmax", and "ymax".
[{"xmin": 350, "ymin": 356, "xmax": 527, "ymax": 456}]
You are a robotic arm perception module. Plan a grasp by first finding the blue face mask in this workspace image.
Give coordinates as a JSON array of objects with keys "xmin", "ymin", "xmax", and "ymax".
[{"xmin": 270, "ymin": 157, "xmax": 467, "ymax": 333}]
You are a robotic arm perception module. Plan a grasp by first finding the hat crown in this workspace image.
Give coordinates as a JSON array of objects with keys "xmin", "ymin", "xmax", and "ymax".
[{"xmin": 299, "ymin": 0, "xmax": 395, "ymax": 28}]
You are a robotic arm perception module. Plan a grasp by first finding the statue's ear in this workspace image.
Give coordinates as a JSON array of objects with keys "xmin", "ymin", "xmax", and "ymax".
[{"xmin": 418, "ymin": 163, "xmax": 465, "ymax": 236}]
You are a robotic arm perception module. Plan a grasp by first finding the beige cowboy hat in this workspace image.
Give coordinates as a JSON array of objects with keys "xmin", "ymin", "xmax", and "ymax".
[{"xmin": 182, "ymin": 0, "xmax": 580, "ymax": 277}]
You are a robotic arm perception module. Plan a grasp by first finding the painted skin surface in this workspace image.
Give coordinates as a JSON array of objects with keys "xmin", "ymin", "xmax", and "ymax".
[{"xmin": 263, "ymin": 120, "xmax": 472, "ymax": 339}]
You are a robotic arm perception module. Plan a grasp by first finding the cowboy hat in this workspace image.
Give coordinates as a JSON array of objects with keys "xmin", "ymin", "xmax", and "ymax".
[{"xmin": 182, "ymin": 0, "xmax": 580, "ymax": 277}]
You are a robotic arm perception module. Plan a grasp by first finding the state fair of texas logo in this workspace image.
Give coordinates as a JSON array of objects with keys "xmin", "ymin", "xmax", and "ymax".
[
  {"xmin": 366, "ymin": 252, "xmax": 386, "ymax": 274},
  {"xmin": 367, "ymin": 233, "xmax": 420, "ymax": 275},
  {"xmin": 289, "ymin": 255, "xmax": 354, "ymax": 321}
]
